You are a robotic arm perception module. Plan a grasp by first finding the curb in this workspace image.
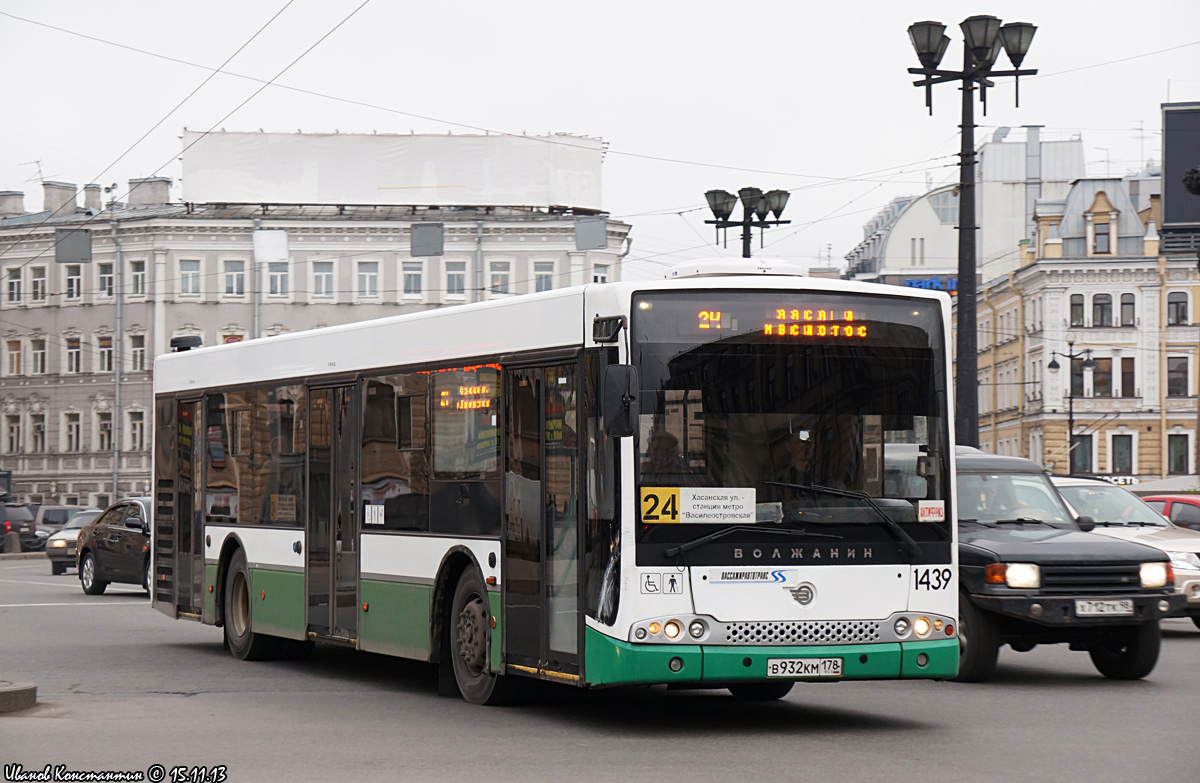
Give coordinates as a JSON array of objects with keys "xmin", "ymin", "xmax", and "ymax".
[
  {"xmin": 0, "ymin": 552, "xmax": 49, "ymax": 561},
  {"xmin": 0, "ymin": 681, "xmax": 37, "ymax": 714}
]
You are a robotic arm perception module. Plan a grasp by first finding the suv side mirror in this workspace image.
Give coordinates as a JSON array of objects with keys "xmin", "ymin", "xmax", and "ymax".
[
  {"xmin": 601, "ymin": 365, "xmax": 639, "ymax": 438},
  {"xmin": 1076, "ymin": 515, "xmax": 1096, "ymax": 532}
]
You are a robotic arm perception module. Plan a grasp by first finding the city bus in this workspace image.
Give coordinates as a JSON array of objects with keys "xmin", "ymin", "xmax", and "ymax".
[{"xmin": 151, "ymin": 259, "xmax": 958, "ymax": 703}]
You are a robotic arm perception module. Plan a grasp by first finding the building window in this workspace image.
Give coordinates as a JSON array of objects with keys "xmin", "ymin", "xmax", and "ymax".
[
  {"xmin": 129, "ymin": 261, "xmax": 145, "ymax": 296},
  {"xmin": 593, "ymin": 264, "xmax": 609, "ymax": 284},
  {"xmin": 489, "ymin": 261, "xmax": 510, "ymax": 295},
  {"xmin": 1120, "ymin": 293, "xmax": 1135, "ymax": 326},
  {"xmin": 1092, "ymin": 294, "xmax": 1112, "ymax": 327},
  {"xmin": 97, "ymin": 335, "xmax": 113, "ymax": 373},
  {"xmin": 268, "ymin": 262, "xmax": 289, "ymax": 296},
  {"xmin": 6, "ymin": 268, "xmax": 21, "ymax": 302},
  {"xmin": 98, "ymin": 263, "xmax": 113, "ymax": 297},
  {"xmin": 65, "ymin": 265, "xmax": 82, "ymax": 300},
  {"xmin": 66, "ymin": 338, "xmax": 81, "ymax": 374},
  {"xmin": 312, "ymin": 261, "xmax": 333, "ymax": 297},
  {"xmin": 1093, "ymin": 222, "xmax": 1110, "ymax": 254},
  {"xmin": 6, "ymin": 340, "xmax": 21, "ymax": 375},
  {"xmin": 5, "ymin": 415, "xmax": 20, "ymax": 454},
  {"xmin": 31, "ymin": 267, "xmax": 47, "ymax": 302},
  {"xmin": 403, "ymin": 261, "xmax": 422, "ymax": 296},
  {"xmin": 1070, "ymin": 433, "xmax": 1092, "ymax": 474},
  {"xmin": 30, "ymin": 339, "xmax": 46, "ymax": 375},
  {"xmin": 224, "ymin": 261, "xmax": 245, "ymax": 296},
  {"xmin": 1167, "ymin": 357, "xmax": 1189, "ymax": 397},
  {"xmin": 928, "ymin": 190, "xmax": 959, "ymax": 223},
  {"xmin": 98, "ymin": 412, "xmax": 112, "ymax": 451},
  {"xmin": 180, "ymin": 260, "xmax": 201, "ymax": 295},
  {"xmin": 66, "ymin": 413, "xmax": 81, "ymax": 452},
  {"xmin": 1070, "ymin": 357, "xmax": 1084, "ymax": 397},
  {"xmin": 1168, "ymin": 434, "xmax": 1190, "ymax": 474},
  {"xmin": 130, "ymin": 335, "xmax": 146, "ymax": 371},
  {"xmin": 1111, "ymin": 434, "xmax": 1133, "ymax": 474},
  {"xmin": 1167, "ymin": 292, "xmax": 1188, "ymax": 325},
  {"xmin": 129, "ymin": 411, "xmax": 145, "ymax": 451},
  {"xmin": 534, "ymin": 261, "xmax": 554, "ymax": 292},
  {"xmin": 1121, "ymin": 357, "xmax": 1135, "ymax": 397},
  {"xmin": 1070, "ymin": 294, "xmax": 1084, "ymax": 327},
  {"xmin": 31, "ymin": 414, "xmax": 45, "ymax": 452},
  {"xmin": 1092, "ymin": 358, "xmax": 1112, "ymax": 397},
  {"xmin": 445, "ymin": 261, "xmax": 466, "ymax": 298},
  {"xmin": 357, "ymin": 262, "xmax": 379, "ymax": 298}
]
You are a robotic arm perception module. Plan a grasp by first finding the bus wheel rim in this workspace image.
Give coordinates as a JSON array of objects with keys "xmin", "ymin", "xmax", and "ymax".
[
  {"xmin": 232, "ymin": 571, "xmax": 249, "ymax": 637},
  {"xmin": 456, "ymin": 594, "xmax": 487, "ymax": 676}
]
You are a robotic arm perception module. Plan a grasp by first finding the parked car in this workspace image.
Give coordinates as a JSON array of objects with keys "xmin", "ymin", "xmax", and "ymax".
[
  {"xmin": 1053, "ymin": 476, "xmax": 1200, "ymax": 630},
  {"xmin": 75, "ymin": 497, "xmax": 153, "ymax": 595},
  {"xmin": 34, "ymin": 505, "xmax": 99, "ymax": 536},
  {"xmin": 2, "ymin": 503, "xmax": 42, "ymax": 552},
  {"xmin": 955, "ymin": 448, "xmax": 1185, "ymax": 682},
  {"xmin": 1141, "ymin": 495, "xmax": 1200, "ymax": 531},
  {"xmin": 45, "ymin": 509, "xmax": 103, "ymax": 575}
]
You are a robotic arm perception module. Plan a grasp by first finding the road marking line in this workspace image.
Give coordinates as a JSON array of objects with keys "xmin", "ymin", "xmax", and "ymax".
[
  {"xmin": 0, "ymin": 601, "xmax": 145, "ymax": 607},
  {"xmin": 0, "ymin": 578, "xmax": 84, "ymax": 588}
]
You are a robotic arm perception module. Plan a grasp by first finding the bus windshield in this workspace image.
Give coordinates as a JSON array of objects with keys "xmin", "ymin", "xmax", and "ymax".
[{"xmin": 631, "ymin": 290, "xmax": 950, "ymax": 539}]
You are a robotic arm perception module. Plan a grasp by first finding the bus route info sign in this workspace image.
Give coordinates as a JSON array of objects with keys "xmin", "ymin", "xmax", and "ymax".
[{"xmin": 640, "ymin": 487, "xmax": 755, "ymax": 524}]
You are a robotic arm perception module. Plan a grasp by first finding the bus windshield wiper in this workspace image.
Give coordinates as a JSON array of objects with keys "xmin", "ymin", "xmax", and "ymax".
[
  {"xmin": 764, "ymin": 481, "xmax": 922, "ymax": 561},
  {"xmin": 664, "ymin": 525, "xmax": 842, "ymax": 558}
]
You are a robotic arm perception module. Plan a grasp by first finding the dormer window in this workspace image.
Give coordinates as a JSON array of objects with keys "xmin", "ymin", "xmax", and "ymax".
[{"xmin": 1094, "ymin": 222, "xmax": 1110, "ymax": 254}]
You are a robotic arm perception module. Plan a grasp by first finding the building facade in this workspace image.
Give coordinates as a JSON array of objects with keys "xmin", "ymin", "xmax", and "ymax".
[
  {"xmin": 0, "ymin": 180, "xmax": 629, "ymax": 505},
  {"xmin": 970, "ymin": 175, "xmax": 1199, "ymax": 480}
]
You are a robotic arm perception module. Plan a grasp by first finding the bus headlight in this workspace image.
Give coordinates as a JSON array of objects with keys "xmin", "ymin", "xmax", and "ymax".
[
  {"xmin": 913, "ymin": 617, "xmax": 931, "ymax": 637},
  {"xmin": 663, "ymin": 620, "xmax": 682, "ymax": 639},
  {"xmin": 688, "ymin": 620, "xmax": 706, "ymax": 639},
  {"xmin": 893, "ymin": 617, "xmax": 911, "ymax": 636},
  {"xmin": 1140, "ymin": 562, "xmax": 1171, "ymax": 588}
]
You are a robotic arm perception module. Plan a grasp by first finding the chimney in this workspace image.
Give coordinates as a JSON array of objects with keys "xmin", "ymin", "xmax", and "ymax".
[
  {"xmin": 83, "ymin": 184, "xmax": 103, "ymax": 212},
  {"xmin": 0, "ymin": 191, "xmax": 24, "ymax": 217},
  {"xmin": 128, "ymin": 177, "xmax": 171, "ymax": 208},
  {"xmin": 42, "ymin": 181, "xmax": 78, "ymax": 218}
]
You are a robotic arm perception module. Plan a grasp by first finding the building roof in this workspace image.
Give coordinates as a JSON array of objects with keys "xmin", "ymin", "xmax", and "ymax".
[{"xmin": 1056, "ymin": 178, "xmax": 1145, "ymax": 240}]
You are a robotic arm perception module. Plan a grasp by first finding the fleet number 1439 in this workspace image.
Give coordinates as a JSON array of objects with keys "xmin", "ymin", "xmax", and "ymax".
[{"xmin": 914, "ymin": 568, "xmax": 952, "ymax": 590}]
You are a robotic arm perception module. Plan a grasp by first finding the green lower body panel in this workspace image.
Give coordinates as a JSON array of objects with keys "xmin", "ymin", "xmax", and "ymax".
[
  {"xmin": 203, "ymin": 563, "xmax": 217, "ymax": 624},
  {"xmin": 584, "ymin": 627, "xmax": 959, "ymax": 686},
  {"xmin": 489, "ymin": 591, "xmax": 501, "ymax": 672},
  {"xmin": 358, "ymin": 579, "xmax": 433, "ymax": 660},
  {"xmin": 249, "ymin": 568, "xmax": 306, "ymax": 640}
]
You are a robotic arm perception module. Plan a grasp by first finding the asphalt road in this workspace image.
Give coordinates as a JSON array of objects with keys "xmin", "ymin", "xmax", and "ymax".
[{"xmin": 1, "ymin": 558, "xmax": 1195, "ymax": 783}]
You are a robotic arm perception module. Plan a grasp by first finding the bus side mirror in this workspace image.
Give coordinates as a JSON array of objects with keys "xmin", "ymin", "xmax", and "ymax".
[
  {"xmin": 1076, "ymin": 515, "xmax": 1096, "ymax": 532},
  {"xmin": 602, "ymin": 365, "xmax": 639, "ymax": 438}
]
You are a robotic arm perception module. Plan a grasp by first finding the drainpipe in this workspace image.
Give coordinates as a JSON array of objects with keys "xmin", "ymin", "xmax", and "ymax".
[
  {"xmin": 473, "ymin": 220, "xmax": 483, "ymax": 303},
  {"xmin": 110, "ymin": 221, "xmax": 122, "ymax": 500},
  {"xmin": 1159, "ymin": 256, "xmax": 1167, "ymax": 478},
  {"xmin": 252, "ymin": 217, "xmax": 261, "ymax": 338}
]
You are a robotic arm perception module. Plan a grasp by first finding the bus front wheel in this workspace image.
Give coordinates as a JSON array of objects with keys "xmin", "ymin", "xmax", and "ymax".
[
  {"xmin": 449, "ymin": 569, "xmax": 514, "ymax": 705},
  {"xmin": 223, "ymin": 549, "xmax": 281, "ymax": 661},
  {"xmin": 728, "ymin": 681, "xmax": 794, "ymax": 701}
]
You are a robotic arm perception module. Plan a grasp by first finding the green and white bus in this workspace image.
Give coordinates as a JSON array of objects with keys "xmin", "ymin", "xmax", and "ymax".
[{"xmin": 151, "ymin": 260, "xmax": 959, "ymax": 703}]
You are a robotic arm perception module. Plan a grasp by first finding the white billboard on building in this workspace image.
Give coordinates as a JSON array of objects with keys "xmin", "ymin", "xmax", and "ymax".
[{"xmin": 180, "ymin": 131, "xmax": 603, "ymax": 210}]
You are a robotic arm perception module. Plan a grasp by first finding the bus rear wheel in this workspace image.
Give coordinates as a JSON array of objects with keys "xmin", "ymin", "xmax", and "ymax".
[
  {"xmin": 449, "ymin": 569, "xmax": 514, "ymax": 705},
  {"xmin": 728, "ymin": 682, "xmax": 794, "ymax": 701},
  {"xmin": 224, "ymin": 549, "xmax": 281, "ymax": 661}
]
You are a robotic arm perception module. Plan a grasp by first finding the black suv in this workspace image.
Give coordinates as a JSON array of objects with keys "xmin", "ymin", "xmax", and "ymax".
[
  {"xmin": 955, "ymin": 448, "xmax": 1185, "ymax": 681},
  {"xmin": 2, "ymin": 504, "xmax": 41, "ymax": 551}
]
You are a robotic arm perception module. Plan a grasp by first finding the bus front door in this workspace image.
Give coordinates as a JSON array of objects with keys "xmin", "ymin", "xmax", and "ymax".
[
  {"xmin": 307, "ymin": 385, "xmax": 361, "ymax": 640},
  {"xmin": 504, "ymin": 363, "xmax": 580, "ymax": 677}
]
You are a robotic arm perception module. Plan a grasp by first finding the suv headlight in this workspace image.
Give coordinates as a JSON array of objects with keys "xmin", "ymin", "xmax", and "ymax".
[
  {"xmin": 1167, "ymin": 551, "xmax": 1200, "ymax": 572},
  {"xmin": 1140, "ymin": 562, "xmax": 1171, "ymax": 588},
  {"xmin": 987, "ymin": 562, "xmax": 1041, "ymax": 588}
]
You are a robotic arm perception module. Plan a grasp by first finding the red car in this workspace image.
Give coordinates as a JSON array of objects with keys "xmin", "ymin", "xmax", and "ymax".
[{"xmin": 1142, "ymin": 495, "xmax": 1200, "ymax": 531}]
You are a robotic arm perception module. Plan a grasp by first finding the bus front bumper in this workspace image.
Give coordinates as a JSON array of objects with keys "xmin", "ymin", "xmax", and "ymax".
[{"xmin": 583, "ymin": 627, "xmax": 958, "ymax": 687}]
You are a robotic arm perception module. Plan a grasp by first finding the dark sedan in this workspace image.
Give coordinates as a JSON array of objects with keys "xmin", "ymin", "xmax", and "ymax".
[{"xmin": 76, "ymin": 497, "xmax": 153, "ymax": 595}]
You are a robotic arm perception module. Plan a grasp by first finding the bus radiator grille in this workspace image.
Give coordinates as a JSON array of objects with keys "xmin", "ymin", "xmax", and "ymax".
[{"xmin": 721, "ymin": 621, "xmax": 882, "ymax": 646}]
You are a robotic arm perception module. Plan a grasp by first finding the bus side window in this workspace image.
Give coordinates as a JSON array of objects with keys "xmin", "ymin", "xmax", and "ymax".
[{"xmin": 362, "ymin": 374, "xmax": 430, "ymax": 532}]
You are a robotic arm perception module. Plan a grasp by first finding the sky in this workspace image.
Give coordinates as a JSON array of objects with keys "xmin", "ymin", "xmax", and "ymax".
[{"xmin": 1, "ymin": 0, "xmax": 1198, "ymax": 281}]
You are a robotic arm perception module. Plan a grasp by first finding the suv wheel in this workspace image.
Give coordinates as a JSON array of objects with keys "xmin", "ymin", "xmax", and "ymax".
[
  {"xmin": 1088, "ymin": 621, "xmax": 1161, "ymax": 680},
  {"xmin": 953, "ymin": 594, "xmax": 1000, "ymax": 682}
]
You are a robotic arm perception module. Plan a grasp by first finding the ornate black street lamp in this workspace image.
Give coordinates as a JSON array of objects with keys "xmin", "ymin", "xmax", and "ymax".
[
  {"xmin": 703, "ymin": 187, "xmax": 790, "ymax": 258},
  {"xmin": 1047, "ymin": 341, "xmax": 1096, "ymax": 473},
  {"xmin": 907, "ymin": 16, "xmax": 1037, "ymax": 447}
]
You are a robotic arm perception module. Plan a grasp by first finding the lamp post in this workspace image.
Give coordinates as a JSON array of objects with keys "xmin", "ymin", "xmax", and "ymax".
[
  {"xmin": 907, "ymin": 16, "xmax": 1037, "ymax": 448},
  {"xmin": 1046, "ymin": 341, "xmax": 1096, "ymax": 473},
  {"xmin": 703, "ymin": 188, "xmax": 791, "ymax": 258}
]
